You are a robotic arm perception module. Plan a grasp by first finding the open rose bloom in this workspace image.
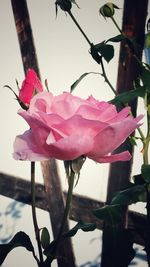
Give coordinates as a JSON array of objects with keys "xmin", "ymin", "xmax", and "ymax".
[{"xmin": 13, "ymin": 92, "xmax": 143, "ymax": 163}]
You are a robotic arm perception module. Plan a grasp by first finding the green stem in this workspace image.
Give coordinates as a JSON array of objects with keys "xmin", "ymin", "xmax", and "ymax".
[
  {"xmin": 50, "ymin": 169, "xmax": 75, "ymax": 262},
  {"xmin": 111, "ymin": 16, "xmax": 122, "ymax": 34},
  {"xmin": 67, "ymin": 10, "xmax": 115, "ymax": 94},
  {"xmin": 143, "ymin": 109, "xmax": 150, "ymax": 266},
  {"xmin": 143, "ymin": 110, "xmax": 150, "ymax": 165},
  {"xmin": 100, "ymin": 57, "xmax": 116, "ymax": 95},
  {"xmin": 137, "ymin": 127, "xmax": 145, "ymax": 142},
  {"xmin": 31, "ymin": 162, "xmax": 44, "ymax": 266},
  {"xmin": 68, "ymin": 10, "xmax": 92, "ymax": 46}
]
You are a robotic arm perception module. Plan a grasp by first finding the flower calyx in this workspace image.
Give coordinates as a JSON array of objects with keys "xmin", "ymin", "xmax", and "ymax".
[
  {"xmin": 64, "ymin": 156, "xmax": 86, "ymax": 185},
  {"xmin": 99, "ymin": 2, "xmax": 119, "ymax": 19},
  {"xmin": 55, "ymin": 0, "xmax": 72, "ymax": 13}
]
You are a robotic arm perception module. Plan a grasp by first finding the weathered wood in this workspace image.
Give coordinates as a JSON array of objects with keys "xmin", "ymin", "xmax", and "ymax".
[
  {"xmin": 101, "ymin": 1, "xmax": 148, "ymax": 266},
  {"xmin": 0, "ymin": 172, "xmax": 146, "ymax": 246},
  {"xmin": 11, "ymin": 0, "xmax": 39, "ymax": 74},
  {"xmin": 11, "ymin": 1, "xmax": 76, "ymax": 266},
  {"xmin": 107, "ymin": 0, "xmax": 148, "ymax": 205},
  {"xmin": 41, "ymin": 160, "xmax": 76, "ymax": 266}
]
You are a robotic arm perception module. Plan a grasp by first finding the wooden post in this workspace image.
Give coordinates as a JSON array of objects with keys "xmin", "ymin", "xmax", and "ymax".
[
  {"xmin": 101, "ymin": 1, "xmax": 148, "ymax": 266},
  {"xmin": 41, "ymin": 160, "xmax": 76, "ymax": 266},
  {"xmin": 107, "ymin": 0, "xmax": 148, "ymax": 205},
  {"xmin": 11, "ymin": 1, "xmax": 76, "ymax": 266}
]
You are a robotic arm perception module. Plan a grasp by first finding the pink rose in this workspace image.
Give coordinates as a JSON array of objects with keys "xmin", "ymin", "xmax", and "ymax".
[
  {"xmin": 13, "ymin": 92, "xmax": 143, "ymax": 163},
  {"xmin": 19, "ymin": 69, "xmax": 43, "ymax": 105}
]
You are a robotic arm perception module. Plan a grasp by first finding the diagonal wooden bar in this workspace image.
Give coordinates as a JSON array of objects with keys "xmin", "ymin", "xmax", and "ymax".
[
  {"xmin": 10, "ymin": 1, "xmax": 76, "ymax": 266},
  {"xmin": 0, "ymin": 172, "xmax": 146, "ymax": 247}
]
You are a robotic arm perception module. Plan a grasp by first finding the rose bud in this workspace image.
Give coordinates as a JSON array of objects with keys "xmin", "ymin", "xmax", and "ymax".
[{"xmin": 99, "ymin": 2, "xmax": 119, "ymax": 19}]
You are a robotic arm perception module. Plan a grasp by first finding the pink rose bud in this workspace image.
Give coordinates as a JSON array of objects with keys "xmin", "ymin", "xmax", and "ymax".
[
  {"xmin": 13, "ymin": 92, "xmax": 143, "ymax": 164},
  {"xmin": 19, "ymin": 69, "xmax": 43, "ymax": 105}
]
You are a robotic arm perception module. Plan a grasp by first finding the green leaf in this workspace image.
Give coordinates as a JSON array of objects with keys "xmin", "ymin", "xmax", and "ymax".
[
  {"xmin": 44, "ymin": 221, "xmax": 96, "ymax": 258},
  {"xmin": 0, "ymin": 231, "xmax": 34, "ymax": 265},
  {"xmin": 141, "ymin": 164, "xmax": 150, "ymax": 183},
  {"xmin": 93, "ymin": 204, "xmax": 123, "ymax": 225},
  {"xmin": 133, "ymin": 174, "xmax": 145, "ymax": 185},
  {"xmin": 145, "ymin": 33, "xmax": 150, "ymax": 48},
  {"xmin": 91, "ymin": 42, "xmax": 114, "ymax": 63},
  {"xmin": 111, "ymin": 184, "xmax": 146, "ymax": 205},
  {"xmin": 64, "ymin": 221, "xmax": 96, "ymax": 238},
  {"xmin": 41, "ymin": 227, "xmax": 50, "ymax": 249},
  {"xmin": 129, "ymin": 136, "xmax": 137, "ymax": 146},
  {"xmin": 107, "ymin": 34, "xmax": 125, "ymax": 43},
  {"xmin": 70, "ymin": 72, "xmax": 100, "ymax": 92},
  {"xmin": 110, "ymin": 88, "xmax": 145, "ymax": 106},
  {"xmin": 95, "ymin": 42, "xmax": 114, "ymax": 62},
  {"xmin": 141, "ymin": 66, "xmax": 150, "ymax": 92},
  {"xmin": 4, "ymin": 85, "xmax": 28, "ymax": 110}
]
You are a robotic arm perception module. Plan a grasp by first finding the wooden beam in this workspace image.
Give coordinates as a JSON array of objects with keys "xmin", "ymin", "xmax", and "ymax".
[
  {"xmin": 107, "ymin": 0, "xmax": 148, "ymax": 207},
  {"xmin": 11, "ymin": 0, "xmax": 39, "ymax": 74},
  {"xmin": 0, "ymin": 172, "xmax": 146, "ymax": 246},
  {"xmin": 101, "ymin": 1, "xmax": 148, "ymax": 266},
  {"xmin": 10, "ymin": 1, "xmax": 76, "ymax": 266},
  {"xmin": 41, "ymin": 160, "xmax": 76, "ymax": 266}
]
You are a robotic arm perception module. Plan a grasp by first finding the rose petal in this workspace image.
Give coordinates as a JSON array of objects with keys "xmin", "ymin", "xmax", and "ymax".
[
  {"xmin": 87, "ymin": 115, "xmax": 143, "ymax": 158},
  {"xmin": 13, "ymin": 130, "xmax": 50, "ymax": 161},
  {"xmin": 92, "ymin": 151, "xmax": 132, "ymax": 163},
  {"xmin": 48, "ymin": 133, "xmax": 94, "ymax": 160}
]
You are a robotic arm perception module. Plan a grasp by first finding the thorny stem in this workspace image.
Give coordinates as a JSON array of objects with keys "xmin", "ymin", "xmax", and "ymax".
[
  {"xmin": 49, "ymin": 169, "xmax": 75, "ymax": 263},
  {"xmin": 31, "ymin": 162, "xmax": 44, "ymax": 266}
]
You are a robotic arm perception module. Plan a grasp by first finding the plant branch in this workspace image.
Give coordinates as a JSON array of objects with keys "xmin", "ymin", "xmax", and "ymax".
[
  {"xmin": 31, "ymin": 162, "xmax": 44, "ymax": 266},
  {"xmin": 111, "ymin": 16, "xmax": 122, "ymax": 34},
  {"xmin": 100, "ymin": 57, "xmax": 116, "ymax": 95},
  {"xmin": 67, "ymin": 10, "xmax": 116, "ymax": 94},
  {"xmin": 68, "ymin": 10, "xmax": 92, "ymax": 46},
  {"xmin": 50, "ymin": 169, "xmax": 75, "ymax": 262}
]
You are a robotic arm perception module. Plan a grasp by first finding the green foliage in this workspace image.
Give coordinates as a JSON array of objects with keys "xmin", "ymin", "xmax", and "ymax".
[
  {"xmin": 4, "ymin": 85, "xmax": 28, "ymax": 110},
  {"xmin": 111, "ymin": 184, "xmax": 146, "ymax": 205},
  {"xmin": 91, "ymin": 42, "xmax": 114, "ymax": 64},
  {"xmin": 41, "ymin": 227, "xmax": 50, "ymax": 250},
  {"xmin": 93, "ymin": 204, "xmax": 124, "ymax": 225},
  {"xmin": 110, "ymin": 88, "xmax": 145, "ymax": 106},
  {"xmin": 64, "ymin": 221, "xmax": 96, "ymax": 238},
  {"xmin": 145, "ymin": 33, "xmax": 150, "ymax": 48},
  {"xmin": 133, "ymin": 174, "xmax": 146, "ymax": 185},
  {"xmin": 141, "ymin": 66, "xmax": 150, "ymax": 92},
  {"xmin": 70, "ymin": 72, "xmax": 100, "ymax": 92},
  {"xmin": 107, "ymin": 34, "xmax": 125, "ymax": 43},
  {"xmin": 141, "ymin": 164, "xmax": 150, "ymax": 183},
  {"xmin": 55, "ymin": 0, "xmax": 72, "ymax": 13},
  {"xmin": 0, "ymin": 231, "xmax": 34, "ymax": 265}
]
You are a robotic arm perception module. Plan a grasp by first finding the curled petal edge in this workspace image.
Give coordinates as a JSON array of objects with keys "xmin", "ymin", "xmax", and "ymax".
[{"xmin": 91, "ymin": 151, "xmax": 132, "ymax": 163}]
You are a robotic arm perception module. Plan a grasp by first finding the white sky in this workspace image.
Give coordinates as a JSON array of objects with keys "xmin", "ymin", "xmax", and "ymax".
[{"xmin": 0, "ymin": 0, "xmax": 149, "ymax": 266}]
